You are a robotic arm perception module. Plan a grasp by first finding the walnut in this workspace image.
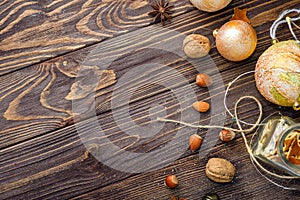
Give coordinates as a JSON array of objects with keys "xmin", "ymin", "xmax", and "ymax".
[
  {"xmin": 205, "ymin": 158, "xmax": 235, "ymax": 183},
  {"xmin": 183, "ymin": 34, "xmax": 210, "ymax": 58}
]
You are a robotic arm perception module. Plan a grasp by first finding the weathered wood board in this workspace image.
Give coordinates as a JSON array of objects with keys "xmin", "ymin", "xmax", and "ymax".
[{"xmin": 1, "ymin": 0, "xmax": 300, "ymax": 199}]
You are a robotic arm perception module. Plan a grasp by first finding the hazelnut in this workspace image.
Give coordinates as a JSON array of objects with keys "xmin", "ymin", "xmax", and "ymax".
[
  {"xmin": 219, "ymin": 129, "xmax": 236, "ymax": 142},
  {"xmin": 170, "ymin": 196, "xmax": 186, "ymax": 200},
  {"xmin": 192, "ymin": 101, "xmax": 210, "ymax": 113},
  {"xmin": 196, "ymin": 74, "xmax": 213, "ymax": 87},
  {"xmin": 183, "ymin": 34, "xmax": 211, "ymax": 58},
  {"xmin": 165, "ymin": 175, "xmax": 178, "ymax": 189},
  {"xmin": 189, "ymin": 134, "xmax": 203, "ymax": 151}
]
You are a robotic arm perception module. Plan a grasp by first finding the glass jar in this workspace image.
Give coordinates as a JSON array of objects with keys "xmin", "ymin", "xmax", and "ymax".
[
  {"xmin": 251, "ymin": 115, "xmax": 300, "ymax": 176},
  {"xmin": 278, "ymin": 123, "xmax": 300, "ymax": 176}
]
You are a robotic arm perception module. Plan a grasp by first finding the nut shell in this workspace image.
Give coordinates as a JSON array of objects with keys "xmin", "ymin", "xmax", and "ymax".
[
  {"xmin": 183, "ymin": 34, "xmax": 210, "ymax": 58},
  {"xmin": 189, "ymin": 134, "xmax": 203, "ymax": 151},
  {"xmin": 196, "ymin": 74, "xmax": 213, "ymax": 87},
  {"xmin": 165, "ymin": 175, "xmax": 179, "ymax": 189},
  {"xmin": 205, "ymin": 158, "xmax": 235, "ymax": 183},
  {"xmin": 192, "ymin": 101, "xmax": 210, "ymax": 113},
  {"xmin": 219, "ymin": 129, "xmax": 235, "ymax": 142}
]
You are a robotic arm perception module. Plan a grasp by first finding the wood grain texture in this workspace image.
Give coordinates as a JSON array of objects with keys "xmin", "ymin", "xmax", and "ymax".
[
  {"xmin": 72, "ymin": 137, "xmax": 300, "ymax": 199},
  {"xmin": 1, "ymin": 0, "xmax": 300, "ymax": 199},
  {"xmin": 0, "ymin": 0, "xmax": 194, "ymax": 75},
  {"xmin": 1, "ymin": 95, "xmax": 297, "ymax": 199},
  {"xmin": 1, "ymin": 0, "xmax": 299, "ymax": 149},
  {"xmin": 0, "ymin": 55, "xmax": 116, "ymax": 149}
]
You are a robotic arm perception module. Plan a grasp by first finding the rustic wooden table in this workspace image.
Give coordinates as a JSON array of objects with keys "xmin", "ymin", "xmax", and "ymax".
[{"xmin": 1, "ymin": 0, "xmax": 300, "ymax": 199}]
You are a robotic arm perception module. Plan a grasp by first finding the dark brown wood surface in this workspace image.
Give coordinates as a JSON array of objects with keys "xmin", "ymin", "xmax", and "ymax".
[{"xmin": 1, "ymin": 0, "xmax": 300, "ymax": 199}]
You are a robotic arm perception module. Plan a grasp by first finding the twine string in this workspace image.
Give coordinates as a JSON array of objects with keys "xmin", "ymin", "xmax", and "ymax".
[
  {"xmin": 270, "ymin": 9, "xmax": 300, "ymax": 42},
  {"xmin": 249, "ymin": 132, "xmax": 300, "ymax": 190},
  {"xmin": 224, "ymin": 71, "xmax": 260, "ymax": 126},
  {"xmin": 157, "ymin": 71, "xmax": 300, "ymax": 190},
  {"xmin": 158, "ymin": 8, "xmax": 300, "ymax": 190}
]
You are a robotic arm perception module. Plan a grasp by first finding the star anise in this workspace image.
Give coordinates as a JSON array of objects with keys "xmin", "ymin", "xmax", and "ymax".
[
  {"xmin": 230, "ymin": 7, "xmax": 251, "ymax": 23},
  {"xmin": 148, "ymin": 0, "xmax": 174, "ymax": 26}
]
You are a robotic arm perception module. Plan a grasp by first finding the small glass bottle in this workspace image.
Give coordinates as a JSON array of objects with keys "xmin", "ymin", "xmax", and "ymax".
[{"xmin": 251, "ymin": 115, "xmax": 300, "ymax": 176}]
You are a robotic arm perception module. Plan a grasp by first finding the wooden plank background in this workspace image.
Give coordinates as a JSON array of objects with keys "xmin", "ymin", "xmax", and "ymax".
[{"xmin": 1, "ymin": 0, "xmax": 300, "ymax": 199}]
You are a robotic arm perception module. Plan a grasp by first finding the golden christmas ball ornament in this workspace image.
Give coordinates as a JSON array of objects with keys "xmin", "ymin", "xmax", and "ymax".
[
  {"xmin": 215, "ymin": 8, "xmax": 257, "ymax": 61},
  {"xmin": 255, "ymin": 40, "xmax": 300, "ymax": 110},
  {"xmin": 189, "ymin": 0, "xmax": 232, "ymax": 12},
  {"xmin": 255, "ymin": 10, "xmax": 300, "ymax": 111}
]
